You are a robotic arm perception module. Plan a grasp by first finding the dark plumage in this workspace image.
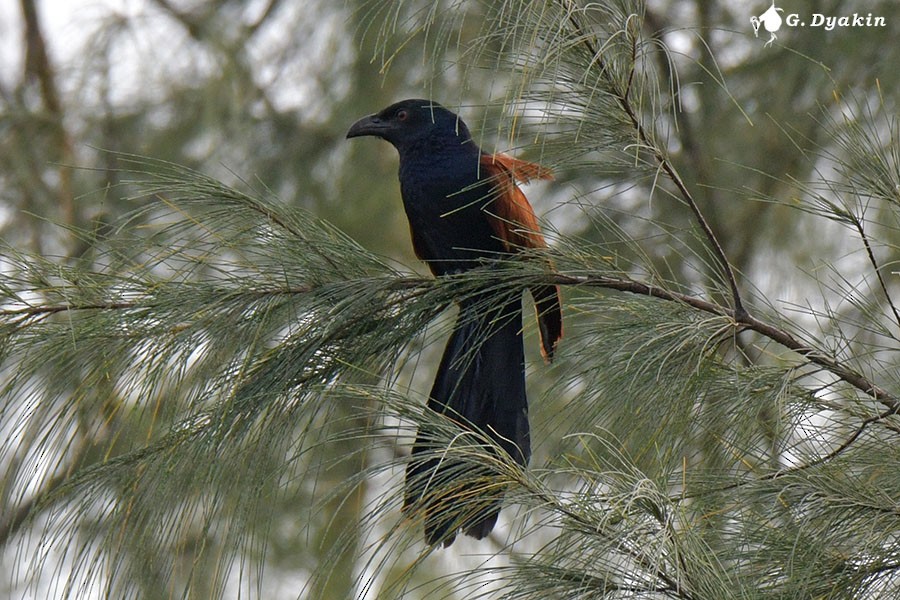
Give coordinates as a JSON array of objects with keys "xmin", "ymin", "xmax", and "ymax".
[{"xmin": 347, "ymin": 99, "xmax": 562, "ymax": 545}]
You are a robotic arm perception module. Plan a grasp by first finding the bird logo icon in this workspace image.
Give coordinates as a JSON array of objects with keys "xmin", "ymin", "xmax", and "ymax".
[{"xmin": 751, "ymin": 1, "xmax": 785, "ymax": 47}]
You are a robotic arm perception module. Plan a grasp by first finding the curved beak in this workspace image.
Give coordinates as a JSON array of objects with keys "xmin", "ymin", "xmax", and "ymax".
[{"xmin": 346, "ymin": 114, "xmax": 390, "ymax": 139}]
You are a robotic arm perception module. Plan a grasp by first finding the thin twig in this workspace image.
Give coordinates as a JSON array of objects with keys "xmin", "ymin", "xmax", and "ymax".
[
  {"xmin": 674, "ymin": 405, "xmax": 897, "ymax": 503},
  {"xmin": 853, "ymin": 215, "xmax": 900, "ymax": 331},
  {"xmin": 560, "ymin": 1, "xmax": 746, "ymax": 319},
  {"xmin": 546, "ymin": 271, "xmax": 899, "ymax": 413},
  {"xmin": 1, "ymin": 301, "xmax": 141, "ymax": 317}
]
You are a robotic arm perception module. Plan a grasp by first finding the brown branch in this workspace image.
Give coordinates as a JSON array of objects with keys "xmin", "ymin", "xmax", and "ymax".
[
  {"xmin": 671, "ymin": 401, "xmax": 900, "ymax": 508},
  {"xmin": 1, "ymin": 271, "xmax": 895, "ymax": 414},
  {"xmin": 2, "ymin": 301, "xmax": 141, "ymax": 318},
  {"xmin": 19, "ymin": 0, "xmax": 75, "ymax": 229},
  {"xmin": 546, "ymin": 272, "xmax": 898, "ymax": 413},
  {"xmin": 853, "ymin": 216, "xmax": 900, "ymax": 331},
  {"xmin": 740, "ymin": 310, "xmax": 898, "ymax": 412},
  {"xmin": 20, "ymin": 0, "xmax": 60, "ymax": 115},
  {"xmin": 560, "ymin": 1, "xmax": 746, "ymax": 319},
  {"xmin": 542, "ymin": 4, "xmax": 899, "ymax": 415},
  {"xmin": 0, "ymin": 285, "xmax": 324, "ymax": 320}
]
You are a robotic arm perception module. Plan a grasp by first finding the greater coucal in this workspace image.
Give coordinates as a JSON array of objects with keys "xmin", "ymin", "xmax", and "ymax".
[{"xmin": 347, "ymin": 99, "xmax": 562, "ymax": 546}]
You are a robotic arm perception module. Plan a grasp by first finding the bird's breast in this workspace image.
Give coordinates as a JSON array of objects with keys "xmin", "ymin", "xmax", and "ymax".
[{"xmin": 397, "ymin": 154, "xmax": 507, "ymax": 273}]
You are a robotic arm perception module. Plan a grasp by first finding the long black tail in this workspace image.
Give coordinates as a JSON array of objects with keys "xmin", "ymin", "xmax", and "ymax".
[{"xmin": 403, "ymin": 294, "xmax": 529, "ymax": 546}]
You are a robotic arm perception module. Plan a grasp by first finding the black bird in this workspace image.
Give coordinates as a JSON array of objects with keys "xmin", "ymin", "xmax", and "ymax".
[{"xmin": 347, "ymin": 99, "xmax": 562, "ymax": 545}]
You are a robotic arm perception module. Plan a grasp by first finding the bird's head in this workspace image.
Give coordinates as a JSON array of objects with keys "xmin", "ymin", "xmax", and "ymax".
[{"xmin": 346, "ymin": 99, "xmax": 472, "ymax": 153}]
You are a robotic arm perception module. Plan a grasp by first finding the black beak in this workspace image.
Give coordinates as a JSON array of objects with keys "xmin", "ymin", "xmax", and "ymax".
[{"xmin": 346, "ymin": 114, "xmax": 390, "ymax": 139}]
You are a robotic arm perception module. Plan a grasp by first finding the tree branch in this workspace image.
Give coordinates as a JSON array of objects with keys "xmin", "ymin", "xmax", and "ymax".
[
  {"xmin": 1, "ymin": 301, "xmax": 142, "ymax": 318},
  {"xmin": 544, "ymin": 3, "xmax": 897, "ymax": 417},
  {"xmin": 2, "ymin": 270, "xmax": 895, "ymax": 415},
  {"xmin": 675, "ymin": 404, "xmax": 899, "ymax": 504},
  {"xmin": 560, "ymin": 1, "xmax": 746, "ymax": 319},
  {"xmin": 19, "ymin": 0, "xmax": 75, "ymax": 229},
  {"xmin": 852, "ymin": 215, "xmax": 900, "ymax": 331},
  {"xmin": 546, "ymin": 272, "xmax": 898, "ymax": 413}
]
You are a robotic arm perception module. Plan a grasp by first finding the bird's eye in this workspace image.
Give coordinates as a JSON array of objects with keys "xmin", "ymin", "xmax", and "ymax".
[{"xmin": 396, "ymin": 109, "xmax": 408, "ymax": 121}]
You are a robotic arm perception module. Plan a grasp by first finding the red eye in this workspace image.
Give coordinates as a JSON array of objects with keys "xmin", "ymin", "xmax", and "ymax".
[{"xmin": 396, "ymin": 109, "xmax": 408, "ymax": 121}]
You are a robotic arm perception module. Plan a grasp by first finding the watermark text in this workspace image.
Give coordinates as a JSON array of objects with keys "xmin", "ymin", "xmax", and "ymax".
[{"xmin": 785, "ymin": 13, "xmax": 886, "ymax": 31}]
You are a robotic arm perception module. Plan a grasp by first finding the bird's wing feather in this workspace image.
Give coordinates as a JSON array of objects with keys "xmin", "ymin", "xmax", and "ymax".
[
  {"xmin": 480, "ymin": 153, "xmax": 563, "ymax": 362},
  {"xmin": 486, "ymin": 152, "xmax": 554, "ymax": 184},
  {"xmin": 479, "ymin": 153, "xmax": 551, "ymax": 251}
]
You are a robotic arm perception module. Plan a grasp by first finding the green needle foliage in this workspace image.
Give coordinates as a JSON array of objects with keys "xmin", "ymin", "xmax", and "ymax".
[
  {"xmin": 0, "ymin": 157, "xmax": 439, "ymax": 597},
  {"xmin": 3, "ymin": 0, "xmax": 900, "ymax": 598}
]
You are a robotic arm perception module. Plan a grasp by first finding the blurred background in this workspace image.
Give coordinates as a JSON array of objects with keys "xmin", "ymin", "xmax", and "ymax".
[{"xmin": 2, "ymin": 0, "xmax": 900, "ymax": 598}]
